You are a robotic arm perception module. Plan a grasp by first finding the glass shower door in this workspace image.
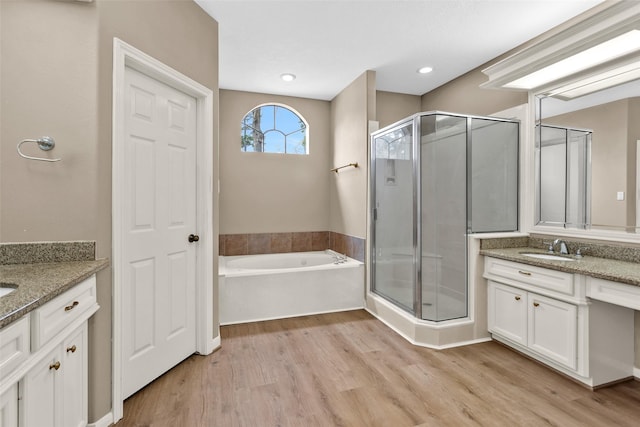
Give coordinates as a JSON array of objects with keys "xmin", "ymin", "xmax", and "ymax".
[
  {"xmin": 420, "ymin": 114, "xmax": 467, "ymax": 321},
  {"xmin": 371, "ymin": 121, "xmax": 415, "ymax": 313}
]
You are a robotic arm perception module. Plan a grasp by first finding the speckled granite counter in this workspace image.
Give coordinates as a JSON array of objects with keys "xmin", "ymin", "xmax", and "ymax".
[
  {"xmin": 480, "ymin": 247, "xmax": 640, "ymax": 287},
  {"xmin": 0, "ymin": 241, "xmax": 109, "ymax": 328}
]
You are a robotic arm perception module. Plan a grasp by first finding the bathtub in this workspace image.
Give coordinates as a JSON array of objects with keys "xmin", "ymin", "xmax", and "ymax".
[{"xmin": 219, "ymin": 250, "xmax": 364, "ymax": 325}]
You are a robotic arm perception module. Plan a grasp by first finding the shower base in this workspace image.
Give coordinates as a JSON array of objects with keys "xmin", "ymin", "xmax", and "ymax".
[{"xmin": 365, "ymin": 291, "xmax": 490, "ymax": 349}]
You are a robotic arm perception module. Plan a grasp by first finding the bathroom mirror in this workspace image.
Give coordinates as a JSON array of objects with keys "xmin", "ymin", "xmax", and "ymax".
[{"xmin": 535, "ymin": 77, "xmax": 640, "ymax": 232}]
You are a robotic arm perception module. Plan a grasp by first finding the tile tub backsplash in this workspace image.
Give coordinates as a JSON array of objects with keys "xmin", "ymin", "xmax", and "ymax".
[{"xmin": 219, "ymin": 231, "xmax": 365, "ymax": 262}]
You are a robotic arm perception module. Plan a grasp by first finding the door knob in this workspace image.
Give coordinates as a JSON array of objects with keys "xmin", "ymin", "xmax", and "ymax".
[{"xmin": 188, "ymin": 234, "xmax": 200, "ymax": 243}]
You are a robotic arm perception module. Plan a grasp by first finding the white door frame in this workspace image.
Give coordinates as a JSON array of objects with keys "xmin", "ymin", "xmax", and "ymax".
[{"xmin": 112, "ymin": 38, "xmax": 217, "ymax": 423}]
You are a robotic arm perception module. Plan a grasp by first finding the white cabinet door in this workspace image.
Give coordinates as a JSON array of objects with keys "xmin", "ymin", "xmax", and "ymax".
[
  {"xmin": 0, "ymin": 383, "xmax": 18, "ymax": 427},
  {"xmin": 23, "ymin": 346, "xmax": 62, "ymax": 427},
  {"xmin": 528, "ymin": 293, "xmax": 577, "ymax": 370},
  {"xmin": 62, "ymin": 324, "xmax": 87, "ymax": 427},
  {"xmin": 488, "ymin": 281, "xmax": 527, "ymax": 346},
  {"xmin": 23, "ymin": 324, "xmax": 88, "ymax": 427}
]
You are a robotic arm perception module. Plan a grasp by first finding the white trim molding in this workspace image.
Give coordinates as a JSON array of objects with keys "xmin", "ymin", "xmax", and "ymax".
[
  {"xmin": 88, "ymin": 412, "xmax": 113, "ymax": 427},
  {"xmin": 481, "ymin": 2, "xmax": 640, "ymax": 92},
  {"xmin": 112, "ymin": 38, "xmax": 216, "ymax": 424}
]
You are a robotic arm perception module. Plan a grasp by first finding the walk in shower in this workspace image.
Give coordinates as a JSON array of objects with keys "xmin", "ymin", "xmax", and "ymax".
[{"xmin": 370, "ymin": 112, "xmax": 519, "ymax": 322}]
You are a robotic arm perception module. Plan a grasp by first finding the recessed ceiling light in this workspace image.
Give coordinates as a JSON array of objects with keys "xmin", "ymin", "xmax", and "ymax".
[
  {"xmin": 280, "ymin": 73, "xmax": 296, "ymax": 82},
  {"xmin": 417, "ymin": 66, "xmax": 433, "ymax": 74}
]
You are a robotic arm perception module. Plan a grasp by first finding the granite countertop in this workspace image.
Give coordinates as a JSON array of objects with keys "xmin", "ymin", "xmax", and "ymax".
[
  {"xmin": 480, "ymin": 247, "xmax": 640, "ymax": 287},
  {"xmin": 0, "ymin": 241, "xmax": 109, "ymax": 329}
]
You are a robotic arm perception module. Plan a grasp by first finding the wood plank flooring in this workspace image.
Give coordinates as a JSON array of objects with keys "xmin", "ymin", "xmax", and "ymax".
[{"xmin": 115, "ymin": 310, "xmax": 640, "ymax": 427}]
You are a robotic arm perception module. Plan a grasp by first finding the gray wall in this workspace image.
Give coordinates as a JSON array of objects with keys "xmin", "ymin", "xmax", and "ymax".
[
  {"xmin": 421, "ymin": 66, "xmax": 527, "ymax": 117},
  {"xmin": 330, "ymin": 71, "xmax": 376, "ymax": 239},
  {"xmin": 1, "ymin": 0, "xmax": 219, "ymax": 422},
  {"xmin": 376, "ymin": 91, "xmax": 421, "ymax": 128},
  {"xmin": 219, "ymin": 90, "xmax": 331, "ymax": 234}
]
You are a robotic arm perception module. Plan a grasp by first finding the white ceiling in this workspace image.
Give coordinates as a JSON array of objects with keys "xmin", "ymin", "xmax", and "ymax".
[{"xmin": 195, "ymin": 0, "xmax": 603, "ymax": 101}]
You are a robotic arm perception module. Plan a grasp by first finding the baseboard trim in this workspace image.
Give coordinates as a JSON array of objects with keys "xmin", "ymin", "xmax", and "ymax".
[
  {"xmin": 207, "ymin": 335, "xmax": 222, "ymax": 354},
  {"xmin": 88, "ymin": 411, "xmax": 113, "ymax": 427}
]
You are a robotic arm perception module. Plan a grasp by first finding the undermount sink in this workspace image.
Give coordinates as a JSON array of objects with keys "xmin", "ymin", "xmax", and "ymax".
[
  {"xmin": 521, "ymin": 253, "xmax": 575, "ymax": 261},
  {"xmin": 0, "ymin": 283, "xmax": 18, "ymax": 297}
]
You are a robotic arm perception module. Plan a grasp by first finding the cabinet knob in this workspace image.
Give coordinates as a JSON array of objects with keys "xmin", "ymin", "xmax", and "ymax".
[
  {"xmin": 64, "ymin": 301, "xmax": 79, "ymax": 312},
  {"xmin": 66, "ymin": 345, "xmax": 77, "ymax": 353},
  {"xmin": 533, "ymin": 302, "xmax": 540, "ymax": 307},
  {"xmin": 514, "ymin": 296, "xmax": 521, "ymax": 301},
  {"xmin": 49, "ymin": 361, "xmax": 61, "ymax": 371}
]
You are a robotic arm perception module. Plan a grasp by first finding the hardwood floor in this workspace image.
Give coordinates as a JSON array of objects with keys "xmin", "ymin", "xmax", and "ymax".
[{"xmin": 115, "ymin": 310, "xmax": 640, "ymax": 427}]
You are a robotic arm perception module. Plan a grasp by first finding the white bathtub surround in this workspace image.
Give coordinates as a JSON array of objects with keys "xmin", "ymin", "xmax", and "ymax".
[{"xmin": 219, "ymin": 251, "xmax": 364, "ymax": 325}]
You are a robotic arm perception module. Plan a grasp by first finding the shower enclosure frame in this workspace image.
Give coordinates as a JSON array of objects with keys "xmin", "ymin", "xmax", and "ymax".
[{"xmin": 370, "ymin": 111, "xmax": 520, "ymax": 322}]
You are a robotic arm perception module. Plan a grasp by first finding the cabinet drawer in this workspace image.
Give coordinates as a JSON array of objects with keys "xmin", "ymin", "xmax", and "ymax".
[
  {"xmin": 485, "ymin": 257, "xmax": 574, "ymax": 296},
  {"xmin": 587, "ymin": 276, "xmax": 640, "ymax": 310},
  {"xmin": 0, "ymin": 316, "xmax": 29, "ymax": 379},
  {"xmin": 31, "ymin": 276, "xmax": 96, "ymax": 351}
]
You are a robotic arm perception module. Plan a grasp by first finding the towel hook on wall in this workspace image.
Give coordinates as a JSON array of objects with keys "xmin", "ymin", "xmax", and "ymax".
[{"xmin": 17, "ymin": 136, "xmax": 61, "ymax": 162}]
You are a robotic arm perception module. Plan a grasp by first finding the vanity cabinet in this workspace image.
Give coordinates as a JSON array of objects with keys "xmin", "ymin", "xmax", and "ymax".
[
  {"xmin": 0, "ymin": 384, "xmax": 18, "ymax": 427},
  {"xmin": 0, "ymin": 316, "xmax": 28, "ymax": 427},
  {"xmin": 489, "ymin": 282, "xmax": 527, "ymax": 346},
  {"xmin": 21, "ymin": 323, "xmax": 88, "ymax": 427},
  {"xmin": 527, "ymin": 292, "xmax": 577, "ymax": 369},
  {"xmin": 485, "ymin": 257, "xmax": 634, "ymax": 387},
  {"xmin": 489, "ymin": 281, "xmax": 577, "ymax": 370},
  {"xmin": 0, "ymin": 275, "xmax": 97, "ymax": 427}
]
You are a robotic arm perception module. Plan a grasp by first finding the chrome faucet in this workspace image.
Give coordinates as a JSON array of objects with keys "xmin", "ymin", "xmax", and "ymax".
[
  {"xmin": 331, "ymin": 252, "xmax": 348, "ymax": 264},
  {"xmin": 553, "ymin": 238, "xmax": 569, "ymax": 255}
]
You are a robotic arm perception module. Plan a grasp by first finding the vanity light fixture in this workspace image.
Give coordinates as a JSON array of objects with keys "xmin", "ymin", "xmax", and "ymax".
[
  {"xmin": 417, "ymin": 66, "xmax": 433, "ymax": 74},
  {"xmin": 548, "ymin": 60, "xmax": 640, "ymax": 99},
  {"xmin": 280, "ymin": 73, "xmax": 296, "ymax": 82},
  {"xmin": 505, "ymin": 29, "xmax": 640, "ymax": 90}
]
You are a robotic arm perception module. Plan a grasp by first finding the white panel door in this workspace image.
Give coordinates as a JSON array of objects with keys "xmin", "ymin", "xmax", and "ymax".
[{"xmin": 122, "ymin": 66, "xmax": 197, "ymax": 399}]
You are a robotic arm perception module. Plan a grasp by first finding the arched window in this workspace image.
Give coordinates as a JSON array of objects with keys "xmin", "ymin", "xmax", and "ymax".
[{"xmin": 240, "ymin": 104, "xmax": 308, "ymax": 154}]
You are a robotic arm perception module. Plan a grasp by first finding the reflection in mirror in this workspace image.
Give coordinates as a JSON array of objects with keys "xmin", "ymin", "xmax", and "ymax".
[
  {"xmin": 535, "ymin": 124, "xmax": 591, "ymax": 228},
  {"xmin": 536, "ymin": 78, "xmax": 640, "ymax": 232}
]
